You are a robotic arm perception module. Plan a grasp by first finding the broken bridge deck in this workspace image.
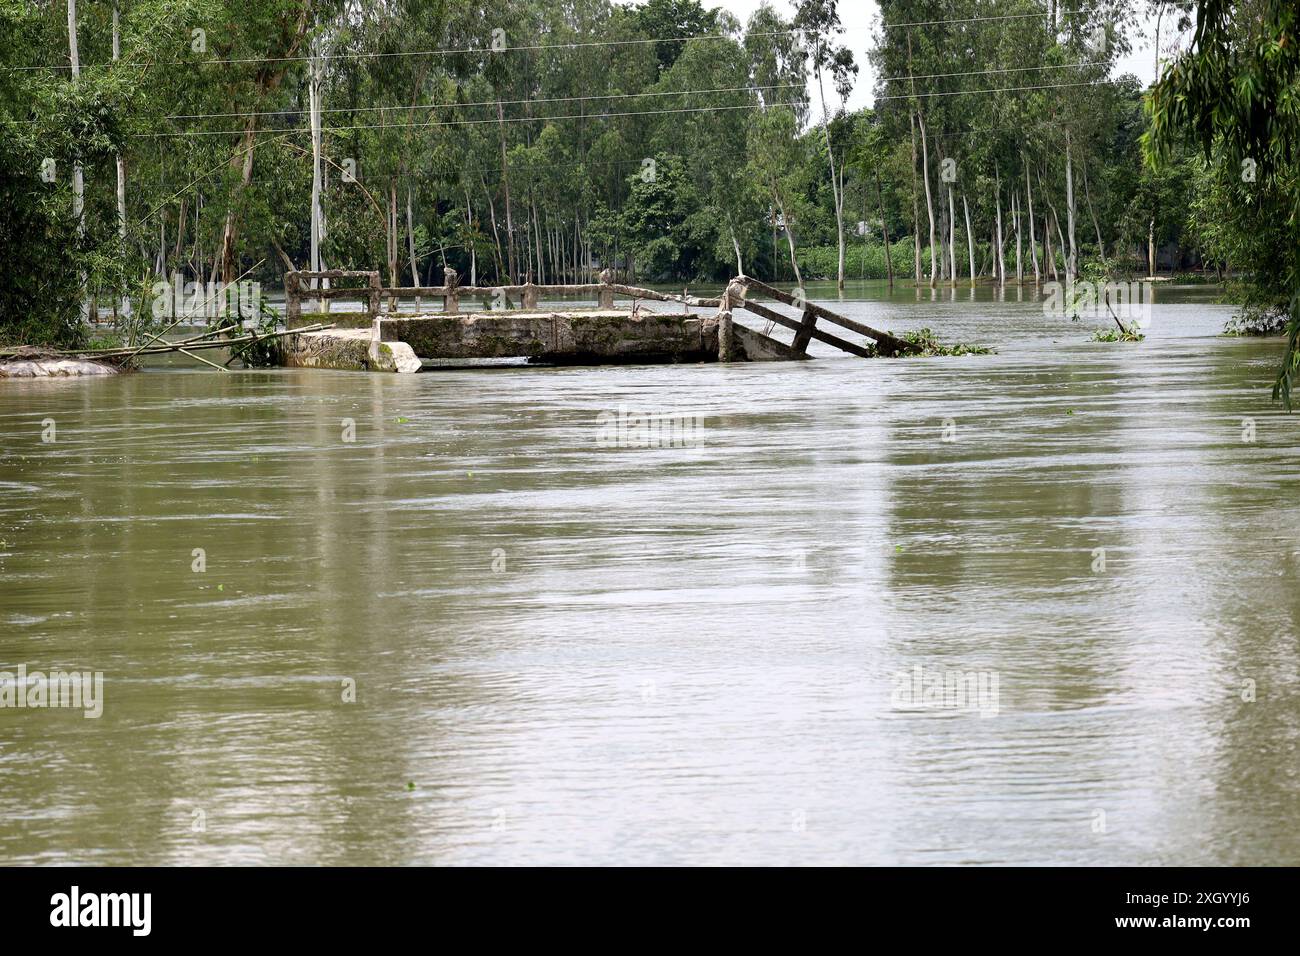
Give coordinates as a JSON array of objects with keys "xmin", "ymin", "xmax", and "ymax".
[{"xmin": 277, "ymin": 270, "xmax": 917, "ymax": 372}]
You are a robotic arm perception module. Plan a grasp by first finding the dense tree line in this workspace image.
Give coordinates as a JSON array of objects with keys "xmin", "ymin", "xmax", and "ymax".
[{"xmin": 0, "ymin": 0, "xmax": 1284, "ymax": 353}]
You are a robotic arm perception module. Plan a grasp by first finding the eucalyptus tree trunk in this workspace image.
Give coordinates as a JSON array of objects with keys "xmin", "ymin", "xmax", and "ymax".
[
  {"xmin": 67, "ymin": 0, "xmax": 89, "ymax": 322},
  {"xmin": 406, "ymin": 186, "xmax": 419, "ymax": 307},
  {"xmin": 308, "ymin": 40, "xmax": 326, "ymax": 312},
  {"xmin": 815, "ymin": 62, "xmax": 846, "ymax": 291},
  {"xmin": 994, "ymin": 168, "xmax": 1006, "ymax": 287},
  {"xmin": 1148, "ymin": 218, "xmax": 1157, "ymax": 277},
  {"xmin": 1082, "ymin": 163, "xmax": 1105, "ymax": 260},
  {"xmin": 916, "ymin": 110, "xmax": 938, "ymax": 287},
  {"xmin": 772, "ymin": 181, "xmax": 803, "ymax": 287},
  {"xmin": 1013, "ymin": 191, "xmax": 1023, "ymax": 283},
  {"xmin": 464, "ymin": 188, "xmax": 478, "ymax": 285},
  {"xmin": 962, "ymin": 192, "xmax": 975, "ymax": 286},
  {"xmin": 947, "ymin": 185, "xmax": 956, "ymax": 287},
  {"xmin": 1064, "ymin": 130, "xmax": 1078, "ymax": 280},
  {"xmin": 1044, "ymin": 215, "xmax": 1057, "ymax": 280},
  {"xmin": 214, "ymin": 121, "xmax": 257, "ymax": 284},
  {"xmin": 387, "ymin": 181, "xmax": 399, "ymax": 309},
  {"xmin": 172, "ymin": 200, "xmax": 186, "ymax": 271},
  {"xmin": 875, "ymin": 170, "xmax": 893, "ymax": 288},
  {"xmin": 477, "ymin": 171, "xmax": 504, "ymax": 280},
  {"xmin": 533, "ymin": 200, "xmax": 543, "ymax": 283},
  {"xmin": 521, "ymin": 203, "xmax": 532, "ymax": 281},
  {"xmin": 909, "ymin": 113, "xmax": 921, "ymax": 283},
  {"xmin": 1038, "ymin": 169, "xmax": 1066, "ymax": 281},
  {"xmin": 496, "ymin": 100, "xmax": 517, "ymax": 283},
  {"xmin": 113, "ymin": 1, "xmax": 130, "ymax": 319},
  {"xmin": 1025, "ymin": 159, "xmax": 1040, "ymax": 284},
  {"xmin": 157, "ymin": 198, "xmax": 165, "ymax": 276},
  {"xmin": 727, "ymin": 212, "xmax": 744, "ymax": 276},
  {"xmin": 1053, "ymin": 209, "xmax": 1068, "ymax": 280}
]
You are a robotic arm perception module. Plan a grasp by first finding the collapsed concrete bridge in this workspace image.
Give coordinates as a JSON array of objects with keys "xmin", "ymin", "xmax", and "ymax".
[{"xmin": 278, "ymin": 270, "xmax": 921, "ymax": 372}]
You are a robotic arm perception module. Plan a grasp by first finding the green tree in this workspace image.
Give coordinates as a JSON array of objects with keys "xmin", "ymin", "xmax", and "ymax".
[{"xmin": 1147, "ymin": 0, "xmax": 1300, "ymax": 402}]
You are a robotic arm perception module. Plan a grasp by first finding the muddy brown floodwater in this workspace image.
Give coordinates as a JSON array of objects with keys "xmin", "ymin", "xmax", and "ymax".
[{"xmin": 2, "ymin": 281, "xmax": 1298, "ymax": 864}]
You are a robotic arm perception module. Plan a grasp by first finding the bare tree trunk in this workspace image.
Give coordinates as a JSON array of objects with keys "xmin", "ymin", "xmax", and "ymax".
[
  {"xmin": 916, "ymin": 110, "xmax": 938, "ymax": 287},
  {"xmin": 994, "ymin": 168, "xmax": 1006, "ymax": 287},
  {"xmin": 1044, "ymin": 215, "xmax": 1057, "ymax": 280},
  {"xmin": 192, "ymin": 194, "xmax": 201, "ymax": 278},
  {"xmin": 1039, "ymin": 169, "xmax": 1066, "ymax": 281},
  {"xmin": 157, "ymin": 205, "xmax": 166, "ymax": 278},
  {"xmin": 173, "ymin": 199, "xmax": 187, "ymax": 275},
  {"xmin": 406, "ymin": 185, "xmax": 420, "ymax": 308},
  {"xmin": 1064, "ymin": 129, "xmax": 1078, "ymax": 280},
  {"xmin": 947, "ymin": 185, "xmax": 957, "ymax": 287},
  {"xmin": 1053, "ymin": 209, "xmax": 1067, "ymax": 280},
  {"xmin": 1025, "ymin": 159, "xmax": 1040, "ymax": 284},
  {"xmin": 67, "ymin": 0, "xmax": 89, "ymax": 322},
  {"xmin": 815, "ymin": 64, "xmax": 846, "ymax": 291},
  {"xmin": 533, "ymin": 200, "xmax": 544, "ymax": 283},
  {"xmin": 464, "ymin": 188, "xmax": 478, "ymax": 285},
  {"xmin": 387, "ymin": 180, "xmax": 398, "ymax": 310},
  {"xmin": 962, "ymin": 192, "xmax": 975, "ymax": 286},
  {"xmin": 909, "ymin": 113, "xmax": 922, "ymax": 283},
  {"xmin": 1082, "ymin": 162, "xmax": 1105, "ymax": 260},
  {"xmin": 727, "ymin": 212, "xmax": 744, "ymax": 275},
  {"xmin": 214, "ymin": 122, "xmax": 257, "ymax": 284},
  {"xmin": 1148, "ymin": 218, "xmax": 1157, "ymax": 277},
  {"xmin": 772, "ymin": 183, "xmax": 803, "ymax": 287},
  {"xmin": 113, "ymin": 1, "xmax": 130, "ymax": 320},
  {"xmin": 496, "ymin": 100, "xmax": 517, "ymax": 283},
  {"xmin": 875, "ymin": 170, "xmax": 893, "ymax": 288},
  {"xmin": 1008, "ymin": 191, "xmax": 1019, "ymax": 283},
  {"xmin": 522, "ymin": 198, "xmax": 533, "ymax": 280},
  {"xmin": 478, "ymin": 171, "xmax": 504, "ymax": 281},
  {"xmin": 309, "ymin": 41, "xmax": 326, "ymax": 312}
]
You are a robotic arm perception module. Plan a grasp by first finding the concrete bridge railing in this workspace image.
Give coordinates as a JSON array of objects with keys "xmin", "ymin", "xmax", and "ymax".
[{"xmin": 284, "ymin": 268, "xmax": 721, "ymax": 323}]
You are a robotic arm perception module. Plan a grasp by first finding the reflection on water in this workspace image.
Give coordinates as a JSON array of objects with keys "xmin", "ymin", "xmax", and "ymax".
[{"xmin": 2, "ymin": 282, "xmax": 1298, "ymax": 865}]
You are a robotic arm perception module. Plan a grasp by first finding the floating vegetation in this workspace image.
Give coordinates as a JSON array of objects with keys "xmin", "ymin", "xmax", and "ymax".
[
  {"xmin": 1092, "ymin": 326, "xmax": 1145, "ymax": 342},
  {"xmin": 1224, "ymin": 307, "xmax": 1290, "ymax": 337},
  {"xmin": 865, "ymin": 328, "xmax": 995, "ymax": 357}
]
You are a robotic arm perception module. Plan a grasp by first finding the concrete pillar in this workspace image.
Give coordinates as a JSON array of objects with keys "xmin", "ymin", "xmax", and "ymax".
[
  {"xmin": 598, "ymin": 268, "xmax": 614, "ymax": 308},
  {"xmin": 285, "ymin": 272, "xmax": 302, "ymax": 324},
  {"xmin": 367, "ymin": 271, "xmax": 381, "ymax": 320},
  {"xmin": 717, "ymin": 310, "xmax": 735, "ymax": 362},
  {"xmin": 443, "ymin": 266, "xmax": 459, "ymax": 314}
]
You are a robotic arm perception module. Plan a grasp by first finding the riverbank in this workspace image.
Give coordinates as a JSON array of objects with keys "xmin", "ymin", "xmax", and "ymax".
[{"xmin": 0, "ymin": 346, "xmax": 125, "ymax": 378}]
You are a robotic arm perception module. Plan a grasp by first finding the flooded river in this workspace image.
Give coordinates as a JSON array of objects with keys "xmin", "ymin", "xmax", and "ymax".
[{"xmin": 3, "ymin": 281, "xmax": 1298, "ymax": 865}]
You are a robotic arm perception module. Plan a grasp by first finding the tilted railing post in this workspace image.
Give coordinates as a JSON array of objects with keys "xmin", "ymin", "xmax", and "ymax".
[
  {"xmin": 598, "ymin": 269, "xmax": 614, "ymax": 309},
  {"xmin": 285, "ymin": 271, "xmax": 302, "ymax": 325},
  {"xmin": 716, "ymin": 278, "xmax": 747, "ymax": 362},
  {"xmin": 785, "ymin": 295, "xmax": 816, "ymax": 356},
  {"xmin": 368, "ymin": 271, "xmax": 381, "ymax": 320},
  {"xmin": 443, "ymin": 267, "xmax": 459, "ymax": 314}
]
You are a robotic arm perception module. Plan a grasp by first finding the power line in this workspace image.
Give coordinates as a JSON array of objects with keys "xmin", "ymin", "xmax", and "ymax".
[
  {"xmin": 8, "ymin": 11, "xmax": 1059, "ymax": 74},
  {"xmin": 152, "ymin": 65, "xmax": 1102, "ymax": 126},
  {"xmin": 883, "ymin": 12, "xmax": 1051, "ymax": 30},
  {"xmin": 130, "ymin": 76, "xmax": 1118, "ymax": 139},
  {"xmin": 877, "ymin": 60, "xmax": 1104, "ymax": 84},
  {"xmin": 2, "ymin": 29, "xmax": 787, "ymax": 73},
  {"xmin": 161, "ymin": 83, "xmax": 804, "ymax": 123},
  {"xmin": 215, "ymin": 155, "xmax": 676, "ymax": 187},
  {"xmin": 875, "ymin": 78, "xmax": 1114, "ymax": 102},
  {"xmin": 132, "ymin": 100, "xmax": 789, "ymax": 139}
]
